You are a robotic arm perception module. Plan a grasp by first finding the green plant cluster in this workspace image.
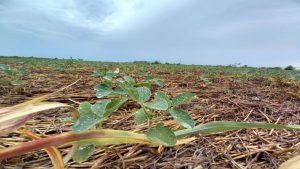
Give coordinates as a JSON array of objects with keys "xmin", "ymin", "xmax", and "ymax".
[
  {"xmin": 0, "ymin": 64, "xmax": 28, "ymax": 85},
  {"xmin": 71, "ymin": 68, "xmax": 197, "ymax": 162}
]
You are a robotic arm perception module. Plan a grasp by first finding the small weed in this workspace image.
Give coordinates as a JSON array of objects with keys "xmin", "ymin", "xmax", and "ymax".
[
  {"xmin": 91, "ymin": 70, "xmax": 102, "ymax": 77},
  {"xmin": 199, "ymin": 75, "xmax": 212, "ymax": 86}
]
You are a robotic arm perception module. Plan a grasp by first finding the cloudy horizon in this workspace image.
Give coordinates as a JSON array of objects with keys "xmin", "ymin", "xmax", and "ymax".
[{"xmin": 0, "ymin": 0, "xmax": 300, "ymax": 67}]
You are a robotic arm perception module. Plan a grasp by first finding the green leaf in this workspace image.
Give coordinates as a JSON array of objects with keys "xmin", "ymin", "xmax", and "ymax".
[
  {"xmin": 136, "ymin": 87, "xmax": 151, "ymax": 103},
  {"xmin": 174, "ymin": 121, "xmax": 300, "ymax": 138},
  {"xmin": 91, "ymin": 100, "xmax": 110, "ymax": 118},
  {"xmin": 73, "ymin": 102, "xmax": 102, "ymax": 133},
  {"xmin": 156, "ymin": 91, "xmax": 170, "ymax": 105},
  {"xmin": 134, "ymin": 108, "xmax": 148, "ymax": 125},
  {"xmin": 95, "ymin": 84, "xmax": 113, "ymax": 98},
  {"xmin": 168, "ymin": 108, "xmax": 195, "ymax": 129},
  {"xmin": 124, "ymin": 75, "xmax": 135, "ymax": 83},
  {"xmin": 147, "ymin": 123, "xmax": 176, "ymax": 146},
  {"xmin": 102, "ymin": 80, "xmax": 114, "ymax": 87},
  {"xmin": 91, "ymin": 70, "xmax": 101, "ymax": 77},
  {"xmin": 105, "ymin": 98, "xmax": 128, "ymax": 116},
  {"xmin": 72, "ymin": 144, "xmax": 95, "ymax": 163},
  {"xmin": 145, "ymin": 76, "xmax": 155, "ymax": 81},
  {"xmin": 138, "ymin": 82, "xmax": 151, "ymax": 87},
  {"xmin": 73, "ymin": 99, "xmax": 128, "ymax": 133},
  {"xmin": 103, "ymin": 72, "xmax": 117, "ymax": 81},
  {"xmin": 117, "ymin": 82, "xmax": 140, "ymax": 100},
  {"xmin": 126, "ymin": 87, "xmax": 139, "ymax": 101},
  {"xmin": 120, "ymin": 85, "xmax": 150, "ymax": 103},
  {"xmin": 145, "ymin": 77, "xmax": 164, "ymax": 87},
  {"xmin": 172, "ymin": 93, "xmax": 196, "ymax": 106},
  {"xmin": 77, "ymin": 102, "xmax": 94, "ymax": 116},
  {"xmin": 113, "ymin": 88, "xmax": 127, "ymax": 95},
  {"xmin": 144, "ymin": 92, "xmax": 169, "ymax": 110}
]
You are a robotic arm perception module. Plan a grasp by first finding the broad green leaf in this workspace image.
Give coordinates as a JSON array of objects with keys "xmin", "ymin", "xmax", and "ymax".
[
  {"xmin": 174, "ymin": 121, "xmax": 300, "ymax": 138},
  {"xmin": 172, "ymin": 93, "xmax": 196, "ymax": 106},
  {"xmin": 144, "ymin": 93, "xmax": 169, "ymax": 110},
  {"xmin": 136, "ymin": 87, "xmax": 151, "ymax": 103},
  {"xmin": 78, "ymin": 102, "xmax": 93, "ymax": 116},
  {"xmin": 91, "ymin": 100, "xmax": 110, "ymax": 117},
  {"xmin": 126, "ymin": 87, "xmax": 139, "ymax": 101},
  {"xmin": 118, "ymin": 81, "xmax": 134, "ymax": 91},
  {"xmin": 95, "ymin": 84, "xmax": 113, "ymax": 98},
  {"xmin": 73, "ymin": 102, "xmax": 102, "ymax": 133},
  {"xmin": 156, "ymin": 91, "xmax": 170, "ymax": 106},
  {"xmin": 113, "ymin": 88, "xmax": 127, "ymax": 95},
  {"xmin": 120, "ymin": 85, "xmax": 150, "ymax": 103},
  {"xmin": 105, "ymin": 98, "xmax": 128, "ymax": 116},
  {"xmin": 168, "ymin": 108, "xmax": 195, "ymax": 129},
  {"xmin": 145, "ymin": 77, "xmax": 164, "ymax": 87},
  {"xmin": 147, "ymin": 123, "xmax": 177, "ymax": 146},
  {"xmin": 145, "ymin": 76, "xmax": 153, "ymax": 81},
  {"xmin": 117, "ymin": 82, "xmax": 139, "ymax": 100},
  {"xmin": 124, "ymin": 75, "xmax": 135, "ymax": 83},
  {"xmin": 73, "ymin": 117, "xmax": 98, "ymax": 133},
  {"xmin": 134, "ymin": 108, "xmax": 148, "ymax": 125},
  {"xmin": 138, "ymin": 82, "xmax": 151, "ymax": 87},
  {"xmin": 102, "ymin": 80, "xmax": 114, "ymax": 87},
  {"xmin": 72, "ymin": 144, "xmax": 95, "ymax": 163}
]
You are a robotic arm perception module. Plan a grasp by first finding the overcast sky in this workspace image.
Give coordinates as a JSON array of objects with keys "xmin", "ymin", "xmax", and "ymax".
[{"xmin": 0, "ymin": 0, "xmax": 300, "ymax": 67}]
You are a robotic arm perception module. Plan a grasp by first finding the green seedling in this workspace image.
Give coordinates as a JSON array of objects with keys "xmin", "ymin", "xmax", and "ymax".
[
  {"xmin": 91, "ymin": 70, "xmax": 102, "ymax": 77},
  {"xmin": 199, "ymin": 75, "xmax": 212, "ymax": 86}
]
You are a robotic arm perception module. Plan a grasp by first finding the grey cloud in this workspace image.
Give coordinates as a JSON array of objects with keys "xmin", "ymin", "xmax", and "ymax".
[{"xmin": 0, "ymin": 0, "xmax": 299, "ymax": 67}]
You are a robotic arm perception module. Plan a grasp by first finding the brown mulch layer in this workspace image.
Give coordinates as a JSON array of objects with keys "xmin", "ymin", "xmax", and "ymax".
[{"xmin": 1, "ymin": 66, "xmax": 300, "ymax": 169}]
